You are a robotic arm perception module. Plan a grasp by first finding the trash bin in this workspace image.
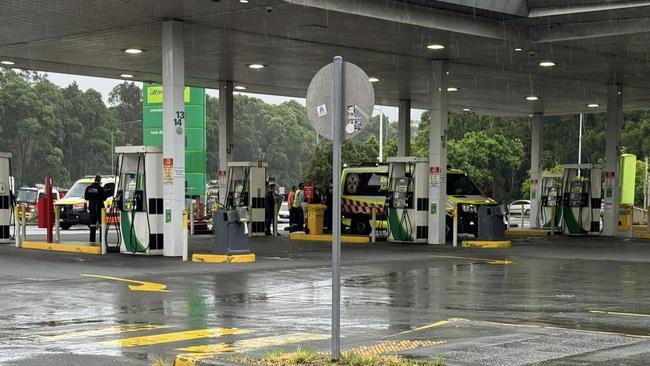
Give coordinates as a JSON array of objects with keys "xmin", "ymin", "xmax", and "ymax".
[
  {"xmin": 477, "ymin": 206, "xmax": 505, "ymax": 240},
  {"xmin": 213, "ymin": 208, "xmax": 249, "ymax": 255},
  {"xmin": 618, "ymin": 203, "xmax": 633, "ymax": 231},
  {"xmin": 306, "ymin": 204, "xmax": 327, "ymax": 235}
]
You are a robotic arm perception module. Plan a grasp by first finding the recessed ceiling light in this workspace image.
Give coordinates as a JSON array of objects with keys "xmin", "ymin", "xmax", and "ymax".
[
  {"xmin": 120, "ymin": 73, "xmax": 134, "ymax": 78},
  {"xmin": 124, "ymin": 48, "xmax": 143, "ymax": 54},
  {"xmin": 1, "ymin": 60, "xmax": 15, "ymax": 65},
  {"xmin": 539, "ymin": 61, "xmax": 556, "ymax": 67},
  {"xmin": 368, "ymin": 77, "xmax": 380, "ymax": 83},
  {"xmin": 447, "ymin": 87, "xmax": 459, "ymax": 92},
  {"xmin": 462, "ymin": 108, "xmax": 471, "ymax": 112},
  {"xmin": 529, "ymin": 114, "xmax": 534, "ymax": 117},
  {"xmin": 587, "ymin": 103, "xmax": 599, "ymax": 108},
  {"xmin": 248, "ymin": 64, "xmax": 265, "ymax": 69},
  {"xmin": 240, "ymin": 0, "xmax": 249, "ymax": 3},
  {"xmin": 526, "ymin": 96, "xmax": 539, "ymax": 101},
  {"xmin": 514, "ymin": 47, "xmax": 523, "ymax": 52},
  {"xmin": 427, "ymin": 44, "xmax": 445, "ymax": 50},
  {"xmin": 234, "ymin": 85, "xmax": 247, "ymax": 90}
]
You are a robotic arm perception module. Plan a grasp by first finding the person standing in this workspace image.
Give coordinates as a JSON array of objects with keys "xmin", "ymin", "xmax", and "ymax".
[
  {"xmin": 265, "ymin": 184, "xmax": 275, "ymax": 235},
  {"xmin": 322, "ymin": 185, "xmax": 333, "ymax": 234},
  {"xmin": 84, "ymin": 175, "xmax": 107, "ymax": 243},
  {"xmin": 293, "ymin": 183, "xmax": 304, "ymax": 231},
  {"xmin": 287, "ymin": 186, "xmax": 297, "ymax": 232}
]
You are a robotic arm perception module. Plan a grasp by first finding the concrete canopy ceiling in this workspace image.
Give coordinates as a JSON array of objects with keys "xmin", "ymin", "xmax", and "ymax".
[{"xmin": 1, "ymin": 0, "xmax": 650, "ymax": 116}]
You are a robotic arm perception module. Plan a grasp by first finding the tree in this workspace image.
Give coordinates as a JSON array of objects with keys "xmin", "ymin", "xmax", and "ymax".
[{"xmin": 109, "ymin": 82, "xmax": 141, "ymax": 146}]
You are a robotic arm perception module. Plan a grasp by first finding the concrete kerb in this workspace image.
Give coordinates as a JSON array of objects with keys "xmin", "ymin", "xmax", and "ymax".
[
  {"xmin": 462, "ymin": 240, "xmax": 512, "ymax": 249},
  {"xmin": 21, "ymin": 241, "xmax": 103, "ymax": 254},
  {"xmin": 192, "ymin": 253, "xmax": 256, "ymax": 263},
  {"xmin": 289, "ymin": 233, "xmax": 370, "ymax": 244},
  {"xmin": 194, "ymin": 358, "xmax": 256, "ymax": 366}
]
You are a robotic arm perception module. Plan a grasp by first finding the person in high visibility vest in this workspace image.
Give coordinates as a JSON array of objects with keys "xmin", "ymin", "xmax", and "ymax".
[
  {"xmin": 293, "ymin": 183, "xmax": 304, "ymax": 232},
  {"xmin": 287, "ymin": 186, "xmax": 296, "ymax": 232}
]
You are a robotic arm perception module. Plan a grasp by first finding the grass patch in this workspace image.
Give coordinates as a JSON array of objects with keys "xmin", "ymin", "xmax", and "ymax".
[{"xmin": 233, "ymin": 348, "xmax": 443, "ymax": 366}]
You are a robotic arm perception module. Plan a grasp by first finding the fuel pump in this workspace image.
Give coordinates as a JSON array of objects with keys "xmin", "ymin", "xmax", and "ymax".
[
  {"xmin": 561, "ymin": 164, "xmax": 602, "ymax": 235},
  {"xmin": 386, "ymin": 157, "xmax": 429, "ymax": 243},
  {"xmin": 0, "ymin": 153, "xmax": 13, "ymax": 243},
  {"xmin": 113, "ymin": 146, "xmax": 164, "ymax": 255},
  {"xmin": 538, "ymin": 173, "xmax": 563, "ymax": 230},
  {"xmin": 225, "ymin": 161, "xmax": 268, "ymax": 237}
]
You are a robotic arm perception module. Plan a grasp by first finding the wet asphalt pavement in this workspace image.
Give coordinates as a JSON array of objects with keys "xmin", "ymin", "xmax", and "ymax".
[{"xmin": 2, "ymin": 229, "xmax": 650, "ymax": 365}]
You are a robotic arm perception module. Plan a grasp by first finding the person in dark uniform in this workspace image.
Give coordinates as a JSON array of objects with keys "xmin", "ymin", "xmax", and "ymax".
[
  {"xmin": 84, "ymin": 175, "xmax": 107, "ymax": 243},
  {"xmin": 265, "ymin": 183, "xmax": 276, "ymax": 235}
]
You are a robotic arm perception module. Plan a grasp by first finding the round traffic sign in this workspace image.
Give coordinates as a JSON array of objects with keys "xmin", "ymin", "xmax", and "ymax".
[{"xmin": 306, "ymin": 61, "xmax": 375, "ymax": 141}]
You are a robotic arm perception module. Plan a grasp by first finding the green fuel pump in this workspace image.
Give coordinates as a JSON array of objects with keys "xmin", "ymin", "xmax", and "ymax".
[
  {"xmin": 225, "ymin": 161, "xmax": 268, "ymax": 237},
  {"xmin": 113, "ymin": 146, "xmax": 164, "ymax": 255},
  {"xmin": 0, "ymin": 153, "xmax": 13, "ymax": 243},
  {"xmin": 561, "ymin": 164, "xmax": 602, "ymax": 235},
  {"xmin": 386, "ymin": 157, "xmax": 429, "ymax": 243},
  {"xmin": 538, "ymin": 173, "xmax": 563, "ymax": 230}
]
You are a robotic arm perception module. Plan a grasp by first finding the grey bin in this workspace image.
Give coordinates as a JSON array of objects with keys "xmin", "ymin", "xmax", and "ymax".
[
  {"xmin": 477, "ymin": 206, "xmax": 506, "ymax": 241},
  {"xmin": 213, "ymin": 208, "xmax": 250, "ymax": 255}
]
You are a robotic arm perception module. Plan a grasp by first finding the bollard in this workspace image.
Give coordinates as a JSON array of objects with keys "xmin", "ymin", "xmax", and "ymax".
[
  {"xmin": 100, "ymin": 208, "xmax": 107, "ymax": 255},
  {"xmin": 189, "ymin": 203, "xmax": 195, "ymax": 236},
  {"xmin": 14, "ymin": 205, "xmax": 21, "ymax": 248},
  {"xmin": 550, "ymin": 206, "xmax": 555, "ymax": 236},
  {"xmin": 21, "ymin": 206, "xmax": 26, "ymax": 243},
  {"xmin": 629, "ymin": 206, "xmax": 634, "ymax": 240},
  {"xmin": 452, "ymin": 204, "xmax": 458, "ymax": 247},
  {"xmin": 182, "ymin": 210, "xmax": 189, "ymax": 261},
  {"xmin": 370, "ymin": 207, "xmax": 376, "ymax": 244},
  {"xmin": 54, "ymin": 206, "xmax": 61, "ymax": 243},
  {"xmin": 521, "ymin": 203, "xmax": 525, "ymax": 228}
]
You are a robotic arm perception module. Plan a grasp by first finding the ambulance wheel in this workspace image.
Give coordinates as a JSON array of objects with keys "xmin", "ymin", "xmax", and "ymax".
[
  {"xmin": 351, "ymin": 215, "xmax": 371, "ymax": 235},
  {"xmin": 60, "ymin": 223, "xmax": 71, "ymax": 230}
]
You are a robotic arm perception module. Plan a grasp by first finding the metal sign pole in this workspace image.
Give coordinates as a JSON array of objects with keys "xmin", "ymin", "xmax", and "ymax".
[{"xmin": 331, "ymin": 55, "xmax": 343, "ymax": 361}]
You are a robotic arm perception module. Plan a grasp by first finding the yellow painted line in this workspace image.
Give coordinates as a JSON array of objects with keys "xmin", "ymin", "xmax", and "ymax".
[
  {"xmin": 486, "ymin": 259, "xmax": 513, "ymax": 265},
  {"xmin": 82, "ymin": 274, "xmax": 168, "ymax": 292},
  {"xmin": 22, "ymin": 241, "xmax": 102, "ymax": 254},
  {"xmin": 192, "ymin": 253, "xmax": 256, "ymax": 263},
  {"xmin": 462, "ymin": 240, "xmax": 511, "ymax": 248},
  {"xmin": 174, "ymin": 333, "xmax": 328, "ymax": 366},
  {"xmin": 41, "ymin": 324, "xmax": 172, "ymax": 341},
  {"xmin": 101, "ymin": 327, "xmax": 253, "ymax": 347},
  {"xmin": 381, "ymin": 318, "xmax": 465, "ymax": 339},
  {"xmin": 591, "ymin": 310, "xmax": 650, "ymax": 318},
  {"xmin": 638, "ymin": 232, "xmax": 650, "ymax": 239},
  {"xmin": 505, "ymin": 229, "xmax": 549, "ymax": 237},
  {"xmin": 289, "ymin": 233, "xmax": 370, "ymax": 244}
]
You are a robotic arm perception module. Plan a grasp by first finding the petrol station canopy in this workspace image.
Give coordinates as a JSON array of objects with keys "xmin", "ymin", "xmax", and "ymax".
[{"xmin": 2, "ymin": 0, "xmax": 650, "ymax": 116}]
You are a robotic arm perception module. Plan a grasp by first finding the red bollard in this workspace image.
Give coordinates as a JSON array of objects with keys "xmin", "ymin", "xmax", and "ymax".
[{"xmin": 45, "ymin": 177, "xmax": 53, "ymax": 243}]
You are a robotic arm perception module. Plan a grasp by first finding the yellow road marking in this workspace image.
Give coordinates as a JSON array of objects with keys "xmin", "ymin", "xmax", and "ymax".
[
  {"xmin": 349, "ymin": 339, "xmax": 446, "ymax": 356},
  {"xmin": 381, "ymin": 318, "xmax": 465, "ymax": 339},
  {"xmin": 82, "ymin": 274, "xmax": 167, "ymax": 292},
  {"xmin": 41, "ymin": 324, "xmax": 172, "ymax": 341},
  {"xmin": 590, "ymin": 310, "xmax": 650, "ymax": 318},
  {"xmin": 174, "ymin": 333, "xmax": 328, "ymax": 365},
  {"xmin": 101, "ymin": 327, "xmax": 252, "ymax": 347}
]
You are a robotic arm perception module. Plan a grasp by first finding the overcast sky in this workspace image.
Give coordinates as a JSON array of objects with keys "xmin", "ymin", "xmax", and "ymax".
[{"xmin": 44, "ymin": 72, "xmax": 425, "ymax": 124}]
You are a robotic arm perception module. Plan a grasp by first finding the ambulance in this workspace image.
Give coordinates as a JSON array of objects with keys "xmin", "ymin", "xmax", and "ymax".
[{"xmin": 341, "ymin": 165, "xmax": 495, "ymax": 237}]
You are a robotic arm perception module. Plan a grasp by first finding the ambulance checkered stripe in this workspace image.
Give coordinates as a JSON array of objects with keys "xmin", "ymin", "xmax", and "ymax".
[{"xmin": 341, "ymin": 198, "xmax": 386, "ymax": 216}]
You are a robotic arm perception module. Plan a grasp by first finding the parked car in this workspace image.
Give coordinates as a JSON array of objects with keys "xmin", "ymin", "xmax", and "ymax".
[
  {"xmin": 278, "ymin": 201, "xmax": 290, "ymax": 223},
  {"xmin": 55, "ymin": 176, "xmax": 115, "ymax": 230},
  {"xmin": 508, "ymin": 200, "xmax": 531, "ymax": 215}
]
